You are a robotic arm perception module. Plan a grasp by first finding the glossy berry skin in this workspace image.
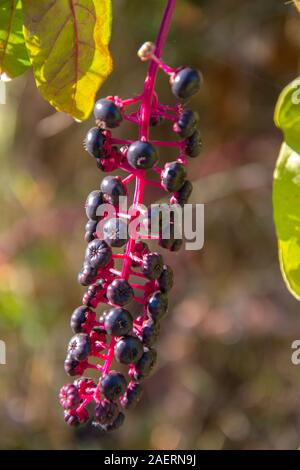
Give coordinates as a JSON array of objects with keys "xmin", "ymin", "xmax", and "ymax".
[
  {"xmin": 94, "ymin": 99, "xmax": 123, "ymax": 128},
  {"xmin": 85, "ymin": 239, "xmax": 112, "ymax": 270},
  {"xmin": 158, "ymin": 265, "xmax": 174, "ymax": 293},
  {"xmin": 172, "ymin": 180, "xmax": 193, "ymax": 206},
  {"xmin": 85, "ymin": 219, "xmax": 98, "ymax": 243},
  {"xmin": 64, "ymin": 355, "xmax": 85, "ymax": 377},
  {"xmin": 186, "ymin": 129, "xmax": 202, "ymax": 158},
  {"xmin": 70, "ymin": 305, "xmax": 94, "ymax": 333},
  {"xmin": 132, "ymin": 348, "xmax": 157, "ymax": 380},
  {"xmin": 85, "ymin": 190, "xmax": 103, "ymax": 221},
  {"xmin": 64, "ymin": 411, "xmax": 80, "ymax": 427},
  {"xmin": 59, "ymin": 384, "xmax": 81, "ymax": 410},
  {"xmin": 173, "ymin": 109, "xmax": 198, "ymax": 138},
  {"xmin": 114, "ymin": 335, "xmax": 144, "ymax": 365},
  {"xmin": 171, "ymin": 67, "xmax": 202, "ymax": 99},
  {"xmin": 161, "ymin": 161, "xmax": 186, "ymax": 192},
  {"xmin": 147, "ymin": 290, "xmax": 168, "ymax": 320},
  {"xmin": 142, "ymin": 252, "xmax": 164, "ymax": 280},
  {"xmin": 102, "ymin": 411, "xmax": 125, "ymax": 432},
  {"xmin": 100, "ymin": 370, "xmax": 127, "ymax": 401},
  {"xmin": 120, "ymin": 381, "xmax": 143, "ymax": 410},
  {"xmin": 94, "ymin": 399, "xmax": 119, "ymax": 425},
  {"xmin": 127, "ymin": 141, "xmax": 158, "ymax": 169},
  {"xmin": 84, "ymin": 127, "xmax": 106, "ymax": 158},
  {"xmin": 77, "ymin": 262, "xmax": 97, "ymax": 286},
  {"xmin": 106, "ymin": 279, "xmax": 134, "ymax": 306},
  {"xmin": 103, "ymin": 217, "xmax": 128, "ymax": 247},
  {"xmin": 104, "ymin": 307, "xmax": 133, "ymax": 337},
  {"xmin": 142, "ymin": 319, "xmax": 160, "ymax": 347},
  {"xmin": 100, "ymin": 176, "xmax": 126, "ymax": 206},
  {"xmin": 68, "ymin": 333, "xmax": 90, "ymax": 361}
]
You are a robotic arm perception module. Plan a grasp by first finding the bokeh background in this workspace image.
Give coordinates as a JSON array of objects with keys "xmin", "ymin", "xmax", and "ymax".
[{"xmin": 1, "ymin": 0, "xmax": 300, "ymax": 450}]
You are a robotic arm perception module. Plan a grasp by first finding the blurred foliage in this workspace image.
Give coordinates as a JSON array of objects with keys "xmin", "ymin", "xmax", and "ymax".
[{"xmin": 1, "ymin": 0, "xmax": 300, "ymax": 450}]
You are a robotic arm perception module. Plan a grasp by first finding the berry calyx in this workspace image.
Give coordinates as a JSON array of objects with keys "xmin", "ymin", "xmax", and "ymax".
[
  {"xmin": 68, "ymin": 333, "xmax": 90, "ymax": 361},
  {"xmin": 127, "ymin": 141, "xmax": 158, "ymax": 169},
  {"xmin": 85, "ymin": 239, "xmax": 112, "ymax": 270}
]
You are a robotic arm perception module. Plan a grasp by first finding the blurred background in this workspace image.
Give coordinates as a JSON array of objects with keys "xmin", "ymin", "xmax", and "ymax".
[{"xmin": 1, "ymin": 0, "xmax": 300, "ymax": 450}]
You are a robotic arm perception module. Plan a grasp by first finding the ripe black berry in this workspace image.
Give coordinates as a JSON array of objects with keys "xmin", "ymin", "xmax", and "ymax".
[
  {"xmin": 106, "ymin": 279, "xmax": 134, "ymax": 306},
  {"xmin": 142, "ymin": 252, "xmax": 164, "ymax": 280},
  {"xmin": 120, "ymin": 381, "xmax": 143, "ymax": 410},
  {"xmin": 94, "ymin": 399, "xmax": 119, "ymax": 425},
  {"xmin": 171, "ymin": 67, "xmax": 202, "ymax": 99},
  {"xmin": 68, "ymin": 333, "xmax": 90, "ymax": 361},
  {"xmin": 127, "ymin": 141, "xmax": 158, "ymax": 169},
  {"xmin": 114, "ymin": 335, "xmax": 144, "ymax": 364},
  {"xmin": 94, "ymin": 99, "xmax": 123, "ymax": 128},
  {"xmin": 77, "ymin": 262, "xmax": 97, "ymax": 286},
  {"xmin": 100, "ymin": 370, "xmax": 127, "ymax": 401},
  {"xmin": 161, "ymin": 161, "xmax": 186, "ymax": 192},
  {"xmin": 158, "ymin": 265, "xmax": 174, "ymax": 293},
  {"xmin": 70, "ymin": 305, "xmax": 93, "ymax": 333},
  {"xmin": 85, "ymin": 219, "xmax": 98, "ymax": 243},
  {"xmin": 141, "ymin": 319, "xmax": 160, "ymax": 347},
  {"xmin": 172, "ymin": 180, "xmax": 193, "ymax": 206},
  {"xmin": 85, "ymin": 190, "xmax": 103, "ymax": 221},
  {"xmin": 103, "ymin": 217, "xmax": 128, "ymax": 247},
  {"xmin": 64, "ymin": 355, "xmax": 84, "ymax": 377},
  {"xmin": 147, "ymin": 290, "xmax": 168, "ymax": 320},
  {"xmin": 102, "ymin": 411, "xmax": 125, "ymax": 432},
  {"xmin": 84, "ymin": 127, "xmax": 106, "ymax": 158},
  {"xmin": 100, "ymin": 176, "xmax": 126, "ymax": 206},
  {"xmin": 186, "ymin": 129, "xmax": 202, "ymax": 158},
  {"xmin": 159, "ymin": 226, "xmax": 183, "ymax": 251},
  {"xmin": 173, "ymin": 109, "xmax": 198, "ymax": 138},
  {"xmin": 85, "ymin": 239, "xmax": 112, "ymax": 270},
  {"xmin": 132, "ymin": 348, "xmax": 157, "ymax": 380},
  {"xmin": 64, "ymin": 411, "xmax": 80, "ymax": 427},
  {"xmin": 59, "ymin": 384, "xmax": 81, "ymax": 410},
  {"xmin": 104, "ymin": 307, "xmax": 133, "ymax": 336}
]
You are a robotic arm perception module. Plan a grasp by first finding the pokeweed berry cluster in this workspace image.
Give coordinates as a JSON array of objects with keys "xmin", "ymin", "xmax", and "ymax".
[{"xmin": 59, "ymin": 0, "xmax": 202, "ymax": 432}]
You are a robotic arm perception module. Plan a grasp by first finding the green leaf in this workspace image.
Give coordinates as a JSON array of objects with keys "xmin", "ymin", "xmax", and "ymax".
[
  {"xmin": 274, "ymin": 77, "xmax": 300, "ymax": 154},
  {"xmin": 22, "ymin": 0, "xmax": 113, "ymax": 121},
  {"xmin": 273, "ymin": 142, "xmax": 300, "ymax": 300},
  {"xmin": 0, "ymin": 0, "xmax": 31, "ymax": 78}
]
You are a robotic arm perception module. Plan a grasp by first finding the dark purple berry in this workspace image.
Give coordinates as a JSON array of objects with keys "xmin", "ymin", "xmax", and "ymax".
[
  {"xmin": 106, "ymin": 279, "xmax": 134, "ymax": 306},
  {"xmin": 103, "ymin": 217, "xmax": 128, "ymax": 247},
  {"xmin": 171, "ymin": 67, "xmax": 202, "ymax": 99},
  {"xmin": 161, "ymin": 161, "xmax": 186, "ymax": 192},
  {"xmin": 70, "ymin": 305, "xmax": 94, "ymax": 333},
  {"xmin": 94, "ymin": 99, "xmax": 123, "ymax": 128},
  {"xmin": 64, "ymin": 355, "xmax": 84, "ymax": 377},
  {"xmin": 186, "ymin": 129, "xmax": 202, "ymax": 158},
  {"xmin": 84, "ymin": 127, "xmax": 106, "ymax": 158},
  {"xmin": 100, "ymin": 370, "xmax": 127, "ymax": 401},
  {"xmin": 64, "ymin": 410, "xmax": 80, "ymax": 427},
  {"xmin": 77, "ymin": 262, "xmax": 97, "ymax": 286},
  {"xmin": 94, "ymin": 399, "xmax": 119, "ymax": 425},
  {"xmin": 68, "ymin": 333, "xmax": 90, "ymax": 361},
  {"xmin": 114, "ymin": 335, "xmax": 144, "ymax": 365},
  {"xmin": 173, "ymin": 109, "xmax": 199, "ymax": 138},
  {"xmin": 172, "ymin": 180, "xmax": 193, "ymax": 206},
  {"xmin": 127, "ymin": 141, "xmax": 158, "ymax": 170},
  {"xmin": 147, "ymin": 290, "xmax": 168, "ymax": 320},
  {"xmin": 104, "ymin": 307, "xmax": 133, "ymax": 336},
  {"xmin": 120, "ymin": 382, "xmax": 143, "ymax": 410},
  {"xmin": 59, "ymin": 384, "xmax": 81, "ymax": 410},
  {"xmin": 142, "ymin": 252, "xmax": 164, "ymax": 280},
  {"xmin": 158, "ymin": 265, "xmax": 174, "ymax": 293},
  {"xmin": 102, "ymin": 411, "xmax": 125, "ymax": 432},
  {"xmin": 159, "ymin": 232, "xmax": 183, "ymax": 252},
  {"xmin": 132, "ymin": 348, "xmax": 157, "ymax": 380},
  {"xmin": 142, "ymin": 319, "xmax": 160, "ymax": 347},
  {"xmin": 85, "ymin": 219, "xmax": 98, "ymax": 243},
  {"xmin": 85, "ymin": 190, "xmax": 103, "ymax": 221},
  {"xmin": 85, "ymin": 239, "xmax": 112, "ymax": 270},
  {"xmin": 100, "ymin": 176, "xmax": 126, "ymax": 206}
]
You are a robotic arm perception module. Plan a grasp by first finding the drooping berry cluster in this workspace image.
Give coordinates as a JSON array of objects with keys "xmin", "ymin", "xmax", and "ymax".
[{"xmin": 59, "ymin": 0, "xmax": 202, "ymax": 432}]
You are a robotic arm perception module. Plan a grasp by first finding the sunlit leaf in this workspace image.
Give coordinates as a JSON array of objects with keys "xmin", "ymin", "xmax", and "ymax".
[
  {"xmin": 273, "ymin": 142, "xmax": 300, "ymax": 300},
  {"xmin": 22, "ymin": 0, "xmax": 113, "ymax": 121},
  {"xmin": 0, "ymin": 0, "xmax": 31, "ymax": 78},
  {"xmin": 274, "ymin": 77, "xmax": 300, "ymax": 154}
]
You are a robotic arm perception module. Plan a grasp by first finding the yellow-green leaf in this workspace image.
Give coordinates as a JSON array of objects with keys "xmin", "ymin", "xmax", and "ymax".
[
  {"xmin": 274, "ymin": 77, "xmax": 300, "ymax": 154},
  {"xmin": 0, "ymin": 0, "xmax": 31, "ymax": 78},
  {"xmin": 273, "ymin": 142, "xmax": 300, "ymax": 300},
  {"xmin": 22, "ymin": 0, "xmax": 113, "ymax": 121}
]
